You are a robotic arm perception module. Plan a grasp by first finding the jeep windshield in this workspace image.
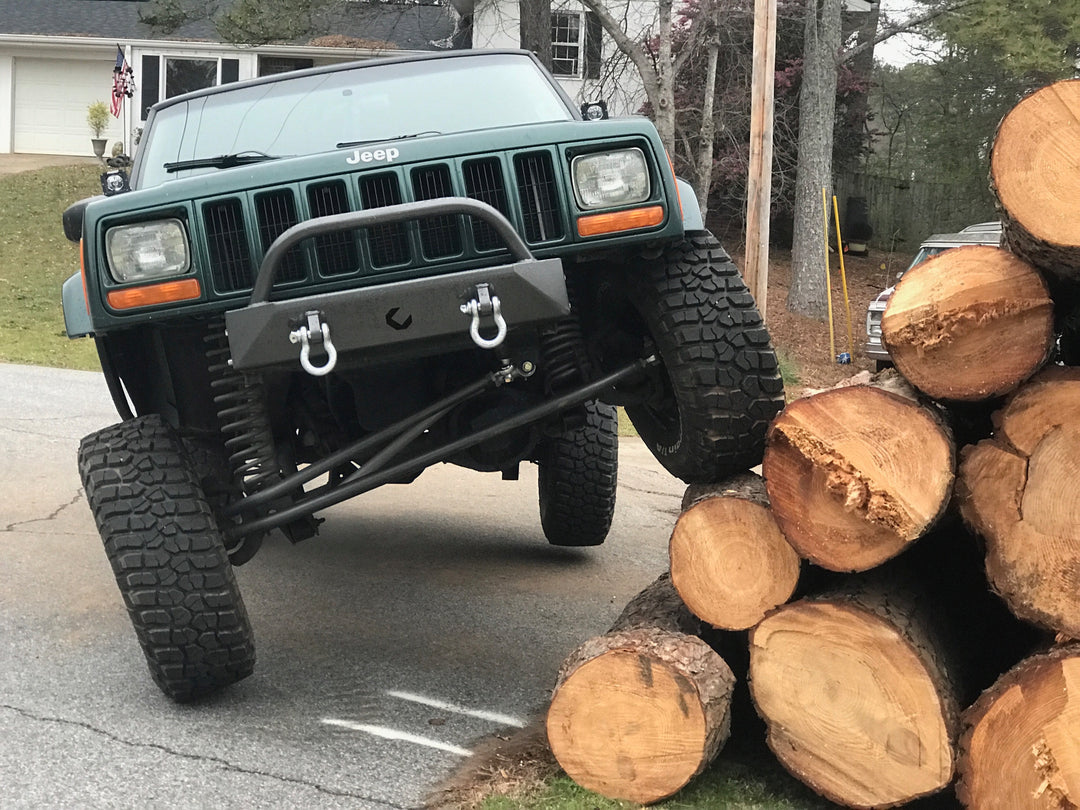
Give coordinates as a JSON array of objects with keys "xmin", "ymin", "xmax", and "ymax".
[{"xmin": 135, "ymin": 52, "xmax": 574, "ymax": 188}]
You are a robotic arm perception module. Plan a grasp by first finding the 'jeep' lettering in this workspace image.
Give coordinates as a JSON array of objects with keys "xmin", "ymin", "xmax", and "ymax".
[{"xmin": 346, "ymin": 147, "xmax": 401, "ymax": 165}]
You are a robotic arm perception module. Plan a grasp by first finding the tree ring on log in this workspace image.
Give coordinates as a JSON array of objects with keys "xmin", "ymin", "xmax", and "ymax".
[
  {"xmin": 880, "ymin": 246, "xmax": 1053, "ymax": 401},
  {"xmin": 547, "ymin": 628, "xmax": 733, "ymax": 804},
  {"xmin": 958, "ymin": 644, "xmax": 1080, "ymax": 809},
  {"xmin": 763, "ymin": 386, "xmax": 954, "ymax": 572},
  {"xmin": 992, "ymin": 80, "xmax": 1080, "ymax": 262},
  {"xmin": 749, "ymin": 600, "xmax": 956, "ymax": 807}
]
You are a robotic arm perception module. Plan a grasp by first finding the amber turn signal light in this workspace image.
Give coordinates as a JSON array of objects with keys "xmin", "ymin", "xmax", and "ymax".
[
  {"xmin": 107, "ymin": 278, "xmax": 202, "ymax": 310},
  {"xmin": 577, "ymin": 205, "xmax": 664, "ymax": 237}
]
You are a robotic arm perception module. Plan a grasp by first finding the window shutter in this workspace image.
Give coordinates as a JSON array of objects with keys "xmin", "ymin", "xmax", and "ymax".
[{"xmin": 584, "ymin": 12, "xmax": 602, "ymax": 80}]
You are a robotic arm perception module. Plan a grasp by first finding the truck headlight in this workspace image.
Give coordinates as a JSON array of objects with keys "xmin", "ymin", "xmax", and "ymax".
[
  {"xmin": 105, "ymin": 219, "xmax": 190, "ymax": 283},
  {"xmin": 571, "ymin": 148, "xmax": 650, "ymax": 209}
]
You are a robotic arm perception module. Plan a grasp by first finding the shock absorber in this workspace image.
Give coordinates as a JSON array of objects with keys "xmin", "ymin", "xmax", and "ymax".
[
  {"xmin": 539, "ymin": 318, "xmax": 587, "ymax": 394},
  {"xmin": 539, "ymin": 273, "xmax": 590, "ymax": 394},
  {"xmin": 204, "ymin": 321, "xmax": 279, "ymax": 493}
]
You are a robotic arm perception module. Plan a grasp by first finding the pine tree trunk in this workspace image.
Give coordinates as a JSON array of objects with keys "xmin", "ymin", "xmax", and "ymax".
[
  {"xmin": 957, "ymin": 367, "xmax": 1080, "ymax": 639},
  {"xmin": 880, "ymin": 245, "xmax": 1053, "ymax": 401},
  {"xmin": 749, "ymin": 588, "xmax": 961, "ymax": 808},
  {"xmin": 957, "ymin": 644, "xmax": 1080, "ymax": 809},
  {"xmin": 763, "ymin": 384, "xmax": 954, "ymax": 571},
  {"xmin": 788, "ymin": 0, "xmax": 842, "ymax": 319},
  {"xmin": 671, "ymin": 473, "xmax": 800, "ymax": 630}
]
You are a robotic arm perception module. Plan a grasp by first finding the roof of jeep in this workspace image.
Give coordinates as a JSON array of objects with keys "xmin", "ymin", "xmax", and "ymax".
[
  {"xmin": 0, "ymin": 0, "xmax": 457, "ymax": 51},
  {"xmin": 148, "ymin": 49, "xmax": 550, "ymax": 115}
]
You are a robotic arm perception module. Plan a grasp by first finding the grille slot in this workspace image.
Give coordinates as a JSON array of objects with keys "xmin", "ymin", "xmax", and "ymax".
[
  {"xmin": 463, "ymin": 158, "xmax": 511, "ymax": 252},
  {"xmin": 203, "ymin": 198, "xmax": 253, "ymax": 293},
  {"xmin": 359, "ymin": 173, "xmax": 409, "ymax": 269},
  {"xmin": 411, "ymin": 165, "xmax": 462, "ymax": 259},
  {"xmin": 307, "ymin": 181, "xmax": 359, "ymax": 276},
  {"xmin": 515, "ymin": 151, "xmax": 563, "ymax": 243},
  {"xmin": 254, "ymin": 189, "xmax": 306, "ymax": 282}
]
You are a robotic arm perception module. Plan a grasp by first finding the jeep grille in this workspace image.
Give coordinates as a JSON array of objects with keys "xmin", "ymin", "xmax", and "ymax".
[{"xmin": 200, "ymin": 149, "xmax": 566, "ymax": 296}]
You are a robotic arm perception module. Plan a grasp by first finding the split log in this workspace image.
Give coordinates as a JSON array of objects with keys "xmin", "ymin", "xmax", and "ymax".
[
  {"xmin": 748, "ymin": 588, "xmax": 961, "ymax": 808},
  {"xmin": 957, "ymin": 367, "xmax": 1080, "ymax": 638},
  {"xmin": 957, "ymin": 644, "xmax": 1080, "ymax": 809},
  {"xmin": 671, "ymin": 473, "xmax": 800, "ymax": 630},
  {"xmin": 547, "ymin": 575, "xmax": 734, "ymax": 804},
  {"xmin": 763, "ymin": 384, "xmax": 954, "ymax": 572},
  {"xmin": 879, "ymin": 245, "xmax": 1053, "ymax": 401},
  {"xmin": 991, "ymin": 79, "xmax": 1080, "ymax": 280}
]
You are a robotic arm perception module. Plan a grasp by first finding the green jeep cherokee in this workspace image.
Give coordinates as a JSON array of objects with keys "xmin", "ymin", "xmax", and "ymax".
[{"xmin": 63, "ymin": 50, "xmax": 783, "ymax": 700}]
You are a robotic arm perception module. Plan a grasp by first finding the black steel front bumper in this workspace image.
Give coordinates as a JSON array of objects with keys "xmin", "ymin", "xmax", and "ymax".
[{"xmin": 225, "ymin": 198, "xmax": 570, "ymax": 371}]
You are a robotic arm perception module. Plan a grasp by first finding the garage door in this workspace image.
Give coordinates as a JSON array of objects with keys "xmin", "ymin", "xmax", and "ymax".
[{"xmin": 13, "ymin": 56, "xmax": 123, "ymax": 155}]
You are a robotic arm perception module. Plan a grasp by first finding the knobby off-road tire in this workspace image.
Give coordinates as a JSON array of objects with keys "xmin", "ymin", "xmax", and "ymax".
[
  {"xmin": 618, "ymin": 231, "xmax": 784, "ymax": 483},
  {"xmin": 78, "ymin": 415, "xmax": 255, "ymax": 701},
  {"xmin": 537, "ymin": 400, "xmax": 619, "ymax": 546}
]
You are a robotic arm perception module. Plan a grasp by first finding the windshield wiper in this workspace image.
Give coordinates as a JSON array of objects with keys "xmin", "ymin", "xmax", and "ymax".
[
  {"xmin": 336, "ymin": 131, "xmax": 441, "ymax": 149},
  {"xmin": 164, "ymin": 152, "xmax": 281, "ymax": 173}
]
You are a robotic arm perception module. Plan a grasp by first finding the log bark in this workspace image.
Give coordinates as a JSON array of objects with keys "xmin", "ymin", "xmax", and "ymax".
[
  {"xmin": 991, "ymin": 79, "xmax": 1080, "ymax": 281},
  {"xmin": 763, "ymin": 384, "xmax": 954, "ymax": 572},
  {"xmin": 547, "ymin": 625, "xmax": 735, "ymax": 804},
  {"xmin": 957, "ymin": 367, "xmax": 1080, "ymax": 639},
  {"xmin": 748, "ymin": 588, "xmax": 961, "ymax": 808},
  {"xmin": 608, "ymin": 571, "xmax": 702, "ymax": 636},
  {"xmin": 880, "ymin": 245, "xmax": 1053, "ymax": 401},
  {"xmin": 671, "ymin": 473, "xmax": 800, "ymax": 630},
  {"xmin": 957, "ymin": 644, "xmax": 1080, "ymax": 809}
]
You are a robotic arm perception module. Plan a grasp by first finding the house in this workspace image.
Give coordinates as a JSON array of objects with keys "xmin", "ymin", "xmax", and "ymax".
[{"xmin": 0, "ymin": 0, "xmax": 651, "ymax": 158}]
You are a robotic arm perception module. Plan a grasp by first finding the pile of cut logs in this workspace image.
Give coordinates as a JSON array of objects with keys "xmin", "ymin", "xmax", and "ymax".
[{"xmin": 544, "ymin": 79, "xmax": 1080, "ymax": 808}]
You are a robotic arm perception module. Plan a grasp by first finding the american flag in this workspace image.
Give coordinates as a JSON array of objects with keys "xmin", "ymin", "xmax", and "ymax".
[{"xmin": 110, "ymin": 46, "xmax": 135, "ymax": 118}]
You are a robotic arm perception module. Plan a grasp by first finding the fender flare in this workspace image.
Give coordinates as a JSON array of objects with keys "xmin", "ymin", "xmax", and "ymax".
[
  {"xmin": 675, "ymin": 178, "xmax": 704, "ymax": 232},
  {"xmin": 62, "ymin": 273, "xmax": 93, "ymax": 338}
]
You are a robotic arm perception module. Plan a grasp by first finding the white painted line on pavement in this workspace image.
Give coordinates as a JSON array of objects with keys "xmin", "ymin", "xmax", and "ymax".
[
  {"xmin": 320, "ymin": 718, "xmax": 472, "ymax": 757},
  {"xmin": 384, "ymin": 689, "xmax": 526, "ymax": 728}
]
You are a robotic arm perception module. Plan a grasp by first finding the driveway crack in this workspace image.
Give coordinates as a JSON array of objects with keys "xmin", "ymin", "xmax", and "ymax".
[
  {"xmin": 0, "ymin": 704, "xmax": 413, "ymax": 808},
  {"xmin": 2, "ymin": 491, "xmax": 84, "ymax": 533}
]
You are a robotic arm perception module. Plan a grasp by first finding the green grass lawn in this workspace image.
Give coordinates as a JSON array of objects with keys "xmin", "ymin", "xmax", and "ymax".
[{"xmin": 0, "ymin": 164, "xmax": 102, "ymax": 370}]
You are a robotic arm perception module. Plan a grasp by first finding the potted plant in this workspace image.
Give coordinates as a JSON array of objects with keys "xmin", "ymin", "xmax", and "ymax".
[{"xmin": 87, "ymin": 101, "xmax": 110, "ymax": 158}]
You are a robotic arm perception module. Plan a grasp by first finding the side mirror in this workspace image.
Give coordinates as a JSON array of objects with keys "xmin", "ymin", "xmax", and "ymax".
[{"xmin": 62, "ymin": 196, "xmax": 100, "ymax": 243}]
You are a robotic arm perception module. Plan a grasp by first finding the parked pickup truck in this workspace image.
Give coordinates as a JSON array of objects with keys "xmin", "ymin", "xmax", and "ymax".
[
  {"xmin": 61, "ymin": 50, "xmax": 784, "ymax": 700},
  {"xmin": 865, "ymin": 221, "xmax": 1003, "ymax": 370}
]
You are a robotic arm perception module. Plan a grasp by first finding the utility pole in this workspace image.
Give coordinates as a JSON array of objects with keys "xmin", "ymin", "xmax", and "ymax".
[{"xmin": 744, "ymin": 0, "xmax": 777, "ymax": 321}]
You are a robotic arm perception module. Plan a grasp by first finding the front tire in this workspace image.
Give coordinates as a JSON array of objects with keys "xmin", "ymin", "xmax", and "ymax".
[
  {"xmin": 537, "ymin": 401, "xmax": 619, "ymax": 546},
  {"xmin": 613, "ymin": 231, "xmax": 785, "ymax": 483},
  {"xmin": 78, "ymin": 415, "xmax": 255, "ymax": 701}
]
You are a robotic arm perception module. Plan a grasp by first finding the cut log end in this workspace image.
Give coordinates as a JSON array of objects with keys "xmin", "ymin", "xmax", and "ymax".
[
  {"xmin": 749, "ymin": 599, "xmax": 957, "ymax": 808},
  {"xmin": 992, "ymin": 79, "xmax": 1080, "ymax": 267},
  {"xmin": 880, "ymin": 245, "xmax": 1053, "ymax": 401},
  {"xmin": 958, "ymin": 371, "xmax": 1080, "ymax": 639},
  {"xmin": 670, "ymin": 492, "xmax": 799, "ymax": 630},
  {"xmin": 958, "ymin": 645, "xmax": 1080, "ymax": 809},
  {"xmin": 547, "ymin": 628, "xmax": 734, "ymax": 805},
  {"xmin": 763, "ymin": 385, "xmax": 954, "ymax": 572}
]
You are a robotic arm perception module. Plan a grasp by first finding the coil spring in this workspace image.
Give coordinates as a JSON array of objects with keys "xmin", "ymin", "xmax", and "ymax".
[
  {"xmin": 205, "ymin": 322, "xmax": 278, "ymax": 493},
  {"xmin": 540, "ymin": 316, "xmax": 587, "ymax": 394}
]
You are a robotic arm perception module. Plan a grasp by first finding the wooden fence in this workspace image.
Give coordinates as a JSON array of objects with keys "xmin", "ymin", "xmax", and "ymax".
[{"xmin": 834, "ymin": 172, "xmax": 996, "ymax": 251}]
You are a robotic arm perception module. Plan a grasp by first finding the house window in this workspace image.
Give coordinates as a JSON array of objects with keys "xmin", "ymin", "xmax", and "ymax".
[
  {"xmin": 138, "ymin": 56, "xmax": 241, "ymax": 120},
  {"xmin": 551, "ymin": 11, "xmax": 602, "ymax": 79},
  {"xmin": 259, "ymin": 56, "xmax": 315, "ymax": 77},
  {"xmin": 165, "ymin": 58, "xmax": 218, "ymax": 99}
]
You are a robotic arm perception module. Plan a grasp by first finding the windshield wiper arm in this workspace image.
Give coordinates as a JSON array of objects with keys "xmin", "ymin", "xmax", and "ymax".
[
  {"xmin": 164, "ymin": 152, "xmax": 281, "ymax": 173},
  {"xmin": 336, "ymin": 131, "xmax": 441, "ymax": 149}
]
